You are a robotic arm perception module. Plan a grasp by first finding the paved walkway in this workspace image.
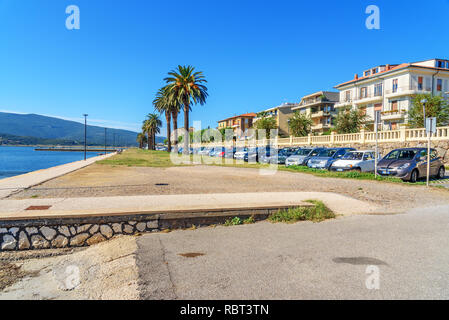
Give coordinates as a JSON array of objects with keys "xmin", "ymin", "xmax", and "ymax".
[
  {"xmin": 0, "ymin": 192, "xmax": 380, "ymax": 220},
  {"xmin": 0, "ymin": 153, "xmax": 115, "ymax": 199}
]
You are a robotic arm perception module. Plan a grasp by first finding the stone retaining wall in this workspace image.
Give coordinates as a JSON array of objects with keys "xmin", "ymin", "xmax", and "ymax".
[{"xmin": 0, "ymin": 207, "xmax": 283, "ymax": 251}]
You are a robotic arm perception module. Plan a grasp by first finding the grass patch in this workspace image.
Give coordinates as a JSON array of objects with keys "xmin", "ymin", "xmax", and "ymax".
[
  {"xmin": 282, "ymin": 165, "xmax": 403, "ymax": 183},
  {"xmin": 224, "ymin": 217, "xmax": 243, "ymax": 226},
  {"xmin": 268, "ymin": 200, "xmax": 335, "ymax": 223},
  {"xmin": 97, "ymin": 148, "xmax": 192, "ymax": 168}
]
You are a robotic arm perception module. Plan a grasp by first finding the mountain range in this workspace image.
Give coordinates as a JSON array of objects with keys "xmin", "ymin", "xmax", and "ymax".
[{"xmin": 0, "ymin": 112, "xmax": 164, "ymax": 146}]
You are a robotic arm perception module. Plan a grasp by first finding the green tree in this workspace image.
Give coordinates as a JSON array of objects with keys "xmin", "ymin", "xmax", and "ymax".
[
  {"xmin": 288, "ymin": 111, "xmax": 312, "ymax": 137},
  {"xmin": 335, "ymin": 106, "xmax": 369, "ymax": 134},
  {"xmin": 136, "ymin": 132, "xmax": 147, "ymax": 149},
  {"xmin": 408, "ymin": 93, "xmax": 449, "ymax": 128},
  {"xmin": 164, "ymin": 66, "xmax": 208, "ymax": 155},
  {"xmin": 253, "ymin": 115, "xmax": 278, "ymax": 139},
  {"xmin": 142, "ymin": 113, "xmax": 162, "ymax": 150}
]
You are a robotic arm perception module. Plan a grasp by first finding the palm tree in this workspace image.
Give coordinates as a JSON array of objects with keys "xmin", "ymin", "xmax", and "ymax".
[
  {"xmin": 288, "ymin": 111, "xmax": 313, "ymax": 137},
  {"xmin": 164, "ymin": 65, "xmax": 208, "ymax": 154},
  {"xmin": 142, "ymin": 113, "xmax": 162, "ymax": 150},
  {"xmin": 142, "ymin": 120, "xmax": 151, "ymax": 150},
  {"xmin": 153, "ymin": 88, "xmax": 172, "ymax": 152},
  {"xmin": 136, "ymin": 133, "xmax": 147, "ymax": 149}
]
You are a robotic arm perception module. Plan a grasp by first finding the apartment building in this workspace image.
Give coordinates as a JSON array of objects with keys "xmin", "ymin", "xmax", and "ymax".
[
  {"xmin": 334, "ymin": 59, "xmax": 449, "ymax": 130},
  {"xmin": 255, "ymin": 103, "xmax": 297, "ymax": 137},
  {"xmin": 292, "ymin": 91, "xmax": 339, "ymax": 134},
  {"xmin": 217, "ymin": 113, "xmax": 256, "ymax": 134}
]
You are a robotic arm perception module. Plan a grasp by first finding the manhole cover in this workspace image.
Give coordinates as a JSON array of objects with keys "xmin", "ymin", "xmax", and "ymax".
[
  {"xmin": 25, "ymin": 205, "xmax": 52, "ymax": 211},
  {"xmin": 178, "ymin": 253, "xmax": 205, "ymax": 258},
  {"xmin": 155, "ymin": 183, "xmax": 169, "ymax": 186}
]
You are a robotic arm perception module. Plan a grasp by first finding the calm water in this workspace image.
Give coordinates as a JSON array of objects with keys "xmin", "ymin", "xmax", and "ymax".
[{"xmin": 0, "ymin": 146, "xmax": 101, "ymax": 180}]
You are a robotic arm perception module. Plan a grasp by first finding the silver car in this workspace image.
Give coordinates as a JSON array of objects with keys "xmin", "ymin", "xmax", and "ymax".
[{"xmin": 285, "ymin": 148, "xmax": 325, "ymax": 167}]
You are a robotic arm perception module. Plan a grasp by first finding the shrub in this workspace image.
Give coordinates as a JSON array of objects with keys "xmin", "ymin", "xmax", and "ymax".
[{"xmin": 268, "ymin": 200, "xmax": 335, "ymax": 223}]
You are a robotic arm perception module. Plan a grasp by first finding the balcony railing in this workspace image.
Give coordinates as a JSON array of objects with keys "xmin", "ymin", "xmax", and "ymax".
[{"xmin": 385, "ymin": 85, "xmax": 432, "ymax": 95}]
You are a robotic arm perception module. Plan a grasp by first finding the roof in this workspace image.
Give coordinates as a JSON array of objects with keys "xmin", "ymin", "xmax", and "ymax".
[
  {"xmin": 335, "ymin": 59, "xmax": 449, "ymax": 88},
  {"xmin": 218, "ymin": 113, "xmax": 257, "ymax": 122}
]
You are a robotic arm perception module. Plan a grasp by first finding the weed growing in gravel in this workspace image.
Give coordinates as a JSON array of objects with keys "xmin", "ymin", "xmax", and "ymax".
[
  {"xmin": 243, "ymin": 216, "xmax": 256, "ymax": 224},
  {"xmin": 269, "ymin": 200, "xmax": 335, "ymax": 223},
  {"xmin": 224, "ymin": 217, "xmax": 243, "ymax": 226}
]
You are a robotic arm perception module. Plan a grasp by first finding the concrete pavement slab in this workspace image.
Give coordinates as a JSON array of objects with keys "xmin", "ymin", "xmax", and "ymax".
[{"xmin": 0, "ymin": 192, "xmax": 380, "ymax": 220}]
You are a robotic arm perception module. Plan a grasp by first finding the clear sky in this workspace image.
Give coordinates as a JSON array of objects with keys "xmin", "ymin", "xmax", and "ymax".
[{"xmin": 1, "ymin": 0, "xmax": 448, "ymax": 135}]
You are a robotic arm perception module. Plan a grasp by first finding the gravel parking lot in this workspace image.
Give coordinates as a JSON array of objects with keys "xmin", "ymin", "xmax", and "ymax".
[{"xmin": 9, "ymin": 164, "xmax": 449, "ymax": 214}]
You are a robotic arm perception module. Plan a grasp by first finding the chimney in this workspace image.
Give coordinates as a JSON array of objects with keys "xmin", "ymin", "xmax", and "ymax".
[
  {"xmin": 354, "ymin": 74, "xmax": 359, "ymax": 80},
  {"xmin": 386, "ymin": 64, "xmax": 390, "ymax": 70}
]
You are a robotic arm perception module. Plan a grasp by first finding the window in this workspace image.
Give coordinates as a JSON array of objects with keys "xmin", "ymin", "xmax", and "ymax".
[
  {"xmin": 392, "ymin": 79, "xmax": 398, "ymax": 93},
  {"xmin": 345, "ymin": 90, "xmax": 352, "ymax": 102},
  {"xmin": 437, "ymin": 60, "xmax": 445, "ymax": 68},
  {"xmin": 391, "ymin": 101, "xmax": 398, "ymax": 111},
  {"xmin": 437, "ymin": 79, "xmax": 443, "ymax": 91},
  {"xmin": 447, "ymin": 61, "xmax": 449, "ymax": 69},
  {"xmin": 374, "ymin": 83, "xmax": 383, "ymax": 96},
  {"xmin": 360, "ymin": 87, "xmax": 368, "ymax": 98},
  {"xmin": 418, "ymin": 77, "xmax": 423, "ymax": 90}
]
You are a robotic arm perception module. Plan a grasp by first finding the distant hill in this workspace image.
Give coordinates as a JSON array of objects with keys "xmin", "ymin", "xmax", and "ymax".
[{"xmin": 0, "ymin": 112, "xmax": 164, "ymax": 146}]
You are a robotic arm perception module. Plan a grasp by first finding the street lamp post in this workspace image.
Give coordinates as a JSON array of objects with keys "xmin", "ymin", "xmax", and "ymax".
[
  {"xmin": 83, "ymin": 114, "xmax": 88, "ymax": 161},
  {"xmin": 104, "ymin": 128, "xmax": 107, "ymax": 155},
  {"xmin": 421, "ymin": 99, "xmax": 431, "ymax": 187}
]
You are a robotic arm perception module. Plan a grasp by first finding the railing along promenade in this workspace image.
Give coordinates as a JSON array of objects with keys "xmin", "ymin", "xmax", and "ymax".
[{"xmin": 191, "ymin": 126, "xmax": 449, "ymax": 148}]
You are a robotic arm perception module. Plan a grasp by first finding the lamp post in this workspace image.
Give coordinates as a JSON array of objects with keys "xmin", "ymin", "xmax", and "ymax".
[
  {"xmin": 421, "ymin": 99, "xmax": 431, "ymax": 187},
  {"xmin": 104, "ymin": 128, "xmax": 107, "ymax": 155},
  {"xmin": 83, "ymin": 114, "xmax": 88, "ymax": 161}
]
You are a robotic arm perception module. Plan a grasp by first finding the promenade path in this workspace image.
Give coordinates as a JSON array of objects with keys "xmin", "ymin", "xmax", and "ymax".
[
  {"xmin": 0, "ymin": 153, "xmax": 115, "ymax": 199},
  {"xmin": 0, "ymin": 192, "xmax": 379, "ymax": 220}
]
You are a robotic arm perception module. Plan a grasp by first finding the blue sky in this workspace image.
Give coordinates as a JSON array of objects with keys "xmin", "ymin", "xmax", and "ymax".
[{"xmin": 0, "ymin": 0, "xmax": 448, "ymax": 134}]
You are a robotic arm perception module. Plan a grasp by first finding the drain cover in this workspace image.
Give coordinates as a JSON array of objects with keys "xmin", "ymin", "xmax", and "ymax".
[
  {"xmin": 178, "ymin": 253, "xmax": 205, "ymax": 258},
  {"xmin": 155, "ymin": 183, "xmax": 169, "ymax": 186},
  {"xmin": 25, "ymin": 205, "xmax": 52, "ymax": 211}
]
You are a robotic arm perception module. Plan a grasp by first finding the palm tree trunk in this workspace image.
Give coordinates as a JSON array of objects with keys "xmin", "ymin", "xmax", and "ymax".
[
  {"xmin": 172, "ymin": 110, "xmax": 178, "ymax": 153},
  {"xmin": 165, "ymin": 111, "xmax": 171, "ymax": 152},
  {"xmin": 183, "ymin": 103, "xmax": 189, "ymax": 155}
]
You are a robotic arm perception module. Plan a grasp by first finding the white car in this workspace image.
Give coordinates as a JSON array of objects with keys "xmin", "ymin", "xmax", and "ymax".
[{"xmin": 330, "ymin": 150, "xmax": 377, "ymax": 172}]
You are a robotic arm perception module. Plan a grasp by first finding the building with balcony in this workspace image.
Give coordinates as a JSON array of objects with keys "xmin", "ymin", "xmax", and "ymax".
[
  {"xmin": 334, "ymin": 59, "xmax": 449, "ymax": 130},
  {"xmin": 255, "ymin": 103, "xmax": 297, "ymax": 137},
  {"xmin": 292, "ymin": 91, "xmax": 339, "ymax": 135},
  {"xmin": 217, "ymin": 113, "xmax": 256, "ymax": 135}
]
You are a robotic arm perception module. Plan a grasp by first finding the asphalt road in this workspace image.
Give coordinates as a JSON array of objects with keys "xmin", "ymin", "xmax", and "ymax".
[{"xmin": 136, "ymin": 205, "xmax": 449, "ymax": 299}]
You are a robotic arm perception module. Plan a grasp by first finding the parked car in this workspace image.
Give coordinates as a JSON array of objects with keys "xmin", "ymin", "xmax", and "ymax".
[
  {"xmin": 307, "ymin": 148, "xmax": 356, "ymax": 170},
  {"xmin": 330, "ymin": 150, "xmax": 377, "ymax": 172},
  {"xmin": 285, "ymin": 148, "xmax": 326, "ymax": 167},
  {"xmin": 260, "ymin": 147, "xmax": 299, "ymax": 164},
  {"xmin": 234, "ymin": 147, "xmax": 249, "ymax": 160},
  {"xmin": 244, "ymin": 146, "xmax": 272, "ymax": 162},
  {"xmin": 377, "ymin": 148, "xmax": 446, "ymax": 182}
]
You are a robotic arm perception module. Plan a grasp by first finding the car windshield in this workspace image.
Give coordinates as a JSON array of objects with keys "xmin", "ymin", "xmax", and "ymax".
[
  {"xmin": 342, "ymin": 152, "xmax": 364, "ymax": 160},
  {"xmin": 385, "ymin": 150, "xmax": 418, "ymax": 160},
  {"xmin": 295, "ymin": 149, "xmax": 312, "ymax": 156},
  {"xmin": 317, "ymin": 149, "xmax": 337, "ymax": 157}
]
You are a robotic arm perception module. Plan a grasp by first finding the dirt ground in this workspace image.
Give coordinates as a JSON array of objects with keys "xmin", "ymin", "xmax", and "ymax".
[
  {"xmin": 9, "ymin": 164, "xmax": 449, "ymax": 213},
  {"xmin": 0, "ymin": 236, "xmax": 139, "ymax": 300}
]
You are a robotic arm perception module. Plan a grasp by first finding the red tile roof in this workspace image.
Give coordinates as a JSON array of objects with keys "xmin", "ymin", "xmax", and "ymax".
[
  {"xmin": 219, "ymin": 113, "xmax": 257, "ymax": 122},
  {"xmin": 335, "ymin": 63, "xmax": 409, "ymax": 88}
]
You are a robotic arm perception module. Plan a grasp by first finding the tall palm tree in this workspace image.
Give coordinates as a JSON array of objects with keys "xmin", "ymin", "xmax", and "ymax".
[
  {"xmin": 136, "ymin": 133, "xmax": 147, "ymax": 149},
  {"xmin": 164, "ymin": 65, "xmax": 208, "ymax": 154},
  {"xmin": 142, "ymin": 113, "xmax": 162, "ymax": 150},
  {"xmin": 153, "ymin": 88, "xmax": 172, "ymax": 152},
  {"xmin": 142, "ymin": 120, "xmax": 151, "ymax": 150}
]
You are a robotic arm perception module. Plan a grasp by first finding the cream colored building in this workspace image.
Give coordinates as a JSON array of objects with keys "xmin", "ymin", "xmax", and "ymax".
[
  {"xmin": 293, "ymin": 91, "xmax": 339, "ymax": 134},
  {"xmin": 334, "ymin": 59, "xmax": 449, "ymax": 130},
  {"xmin": 255, "ymin": 103, "xmax": 297, "ymax": 137}
]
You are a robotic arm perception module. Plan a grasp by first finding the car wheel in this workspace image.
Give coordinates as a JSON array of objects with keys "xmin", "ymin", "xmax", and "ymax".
[
  {"xmin": 438, "ymin": 166, "xmax": 445, "ymax": 179},
  {"xmin": 409, "ymin": 169, "xmax": 418, "ymax": 183}
]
